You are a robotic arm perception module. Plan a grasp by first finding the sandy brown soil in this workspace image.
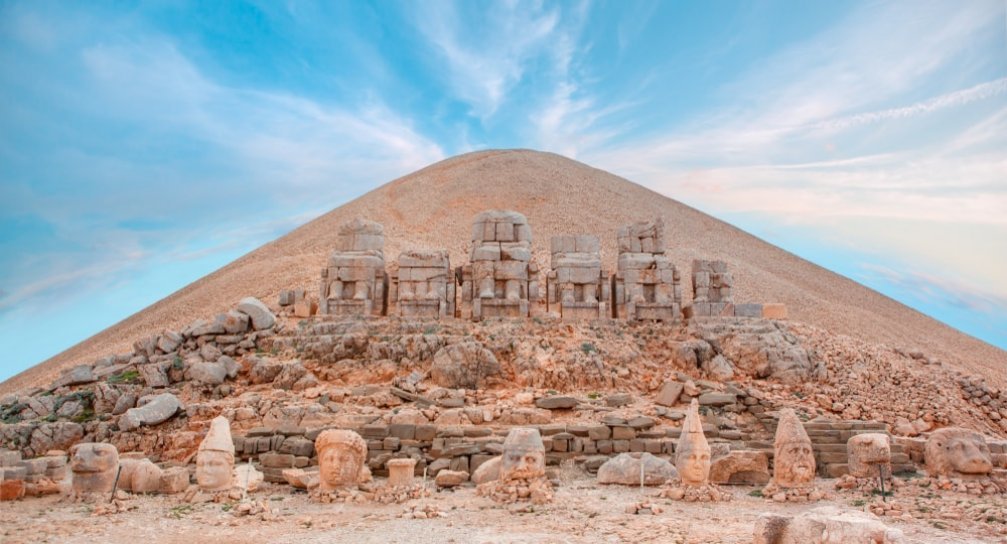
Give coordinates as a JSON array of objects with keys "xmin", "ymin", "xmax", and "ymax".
[
  {"xmin": 5, "ymin": 149, "xmax": 1004, "ymax": 394},
  {"xmin": 2, "ymin": 477, "xmax": 999, "ymax": 544}
]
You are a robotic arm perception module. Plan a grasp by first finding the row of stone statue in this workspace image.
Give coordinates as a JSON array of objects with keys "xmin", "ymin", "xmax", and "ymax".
[
  {"xmin": 64, "ymin": 406, "xmax": 996, "ymax": 502},
  {"xmin": 320, "ymin": 211, "xmax": 736, "ymax": 321}
]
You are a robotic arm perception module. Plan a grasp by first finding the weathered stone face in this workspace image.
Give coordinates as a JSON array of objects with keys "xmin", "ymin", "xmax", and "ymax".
[
  {"xmin": 70, "ymin": 442, "xmax": 119, "ymax": 495},
  {"xmin": 773, "ymin": 409, "xmax": 816, "ymax": 488},
  {"xmin": 924, "ymin": 427, "xmax": 992, "ymax": 476},
  {"xmin": 196, "ymin": 450, "xmax": 233, "ymax": 492},
  {"xmin": 500, "ymin": 428, "xmax": 545, "ymax": 481},
  {"xmin": 195, "ymin": 416, "xmax": 236, "ymax": 492},
  {"xmin": 675, "ymin": 399, "xmax": 711, "ymax": 486},
  {"xmin": 315, "ymin": 430, "xmax": 368, "ymax": 491},
  {"xmin": 847, "ymin": 433, "xmax": 891, "ymax": 478}
]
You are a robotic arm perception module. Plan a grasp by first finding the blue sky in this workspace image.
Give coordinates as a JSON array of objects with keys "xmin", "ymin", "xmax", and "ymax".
[{"xmin": 1, "ymin": 0, "xmax": 1005, "ymax": 382}]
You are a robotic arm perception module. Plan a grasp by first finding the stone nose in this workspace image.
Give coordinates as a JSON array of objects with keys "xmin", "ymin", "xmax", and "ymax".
[{"xmin": 961, "ymin": 457, "xmax": 993, "ymax": 473}]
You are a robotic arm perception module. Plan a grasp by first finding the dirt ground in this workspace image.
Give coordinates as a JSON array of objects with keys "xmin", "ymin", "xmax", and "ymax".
[{"xmin": 3, "ymin": 474, "xmax": 1003, "ymax": 544}]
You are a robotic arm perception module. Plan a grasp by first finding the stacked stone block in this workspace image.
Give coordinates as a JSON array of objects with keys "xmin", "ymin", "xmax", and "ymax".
[
  {"xmin": 319, "ymin": 219, "xmax": 388, "ymax": 317},
  {"xmin": 390, "ymin": 249, "xmax": 455, "ymax": 318},
  {"xmin": 689, "ymin": 260, "xmax": 734, "ymax": 317},
  {"xmin": 612, "ymin": 218, "xmax": 682, "ymax": 321},
  {"xmin": 457, "ymin": 210, "xmax": 539, "ymax": 320},
  {"xmin": 278, "ymin": 288, "xmax": 317, "ymax": 318},
  {"xmin": 546, "ymin": 235, "xmax": 609, "ymax": 320}
]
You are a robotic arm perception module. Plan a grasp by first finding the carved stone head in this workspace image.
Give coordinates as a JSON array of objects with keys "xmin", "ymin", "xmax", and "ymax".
[
  {"xmin": 847, "ymin": 433, "xmax": 891, "ymax": 478},
  {"xmin": 924, "ymin": 427, "xmax": 992, "ymax": 476},
  {"xmin": 196, "ymin": 416, "xmax": 235, "ymax": 492},
  {"xmin": 500, "ymin": 428, "xmax": 546, "ymax": 481},
  {"xmin": 675, "ymin": 399, "xmax": 711, "ymax": 486},
  {"xmin": 70, "ymin": 442, "xmax": 119, "ymax": 495},
  {"xmin": 773, "ymin": 409, "xmax": 816, "ymax": 488},
  {"xmin": 315, "ymin": 429, "xmax": 368, "ymax": 491}
]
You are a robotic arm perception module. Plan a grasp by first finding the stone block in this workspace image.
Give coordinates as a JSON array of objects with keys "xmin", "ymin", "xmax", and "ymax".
[
  {"xmin": 612, "ymin": 426, "xmax": 636, "ymax": 440},
  {"xmin": 588, "ymin": 425, "xmax": 611, "ymax": 440},
  {"xmin": 259, "ymin": 453, "xmax": 295, "ymax": 468},
  {"xmin": 762, "ymin": 303, "xmax": 788, "ymax": 319},
  {"xmin": 698, "ymin": 392, "xmax": 737, "ymax": 406},
  {"xmin": 159, "ymin": 466, "xmax": 190, "ymax": 494},
  {"xmin": 416, "ymin": 425, "xmax": 438, "ymax": 442},
  {"xmin": 278, "ymin": 436, "xmax": 314, "ymax": 458},
  {"xmin": 734, "ymin": 303, "xmax": 762, "ymax": 318}
]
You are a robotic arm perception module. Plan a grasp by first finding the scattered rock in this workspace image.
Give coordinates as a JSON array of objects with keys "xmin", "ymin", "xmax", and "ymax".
[
  {"xmin": 434, "ymin": 469, "xmax": 469, "ymax": 488},
  {"xmin": 236, "ymin": 297, "xmax": 276, "ymax": 331},
  {"xmin": 535, "ymin": 396, "xmax": 578, "ymax": 410},
  {"xmin": 597, "ymin": 453, "xmax": 678, "ymax": 486},
  {"xmin": 710, "ymin": 451, "xmax": 770, "ymax": 485},
  {"xmin": 118, "ymin": 394, "xmax": 181, "ymax": 431},
  {"xmin": 606, "ymin": 393, "xmax": 633, "ymax": 407},
  {"xmin": 429, "ymin": 342, "xmax": 500, "ymax": 389},
  {"xmin": 754, "ymin": 506, "xmax": 905, "ymax": 544},
  {"xmin": 186, "ymin": 362, "xmax": 227, "ymax": 385},
  {"xmin": 654, "ymin": 381, "xmax": 683, "ymax": 407}
]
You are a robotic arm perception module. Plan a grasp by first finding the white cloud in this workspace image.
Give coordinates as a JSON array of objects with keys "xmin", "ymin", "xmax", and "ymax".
[
  {"xmin": 412, "ymin": 1, "xmax": 564, "ymax": 119},
  {"xmin": 813, "ymin": 78, "xmax": 1007, "ymax": 133}
]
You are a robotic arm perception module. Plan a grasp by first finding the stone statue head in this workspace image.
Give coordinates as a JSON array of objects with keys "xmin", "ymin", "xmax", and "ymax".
[
  {"xmin": 500, "ymin": 428, "xmax": 546, "ymax": 481},
  {"xmin": 70, "ymin": 442, "xmax": 119, "ymax": 495},
  {"xmin": 847, "ymin": 433, "xmax": 891, "ymax": 478},
  {"xmin": 196, "ymin": 416, "xmax": 236, "ymax": 492},
  {"xmin": 773, "ymin": 409, "xmax": 816, "ymax": 487},
  {"xmin": 676, "ymin": 399, "xmax": 712, "ymax": 486},
  {"xmin": 924, "ymin": 427, "xmax": 992, "ymax": 476},
  {"xmin": 315, "ymin": 429, "xmax": 368, "ymax": 491}
]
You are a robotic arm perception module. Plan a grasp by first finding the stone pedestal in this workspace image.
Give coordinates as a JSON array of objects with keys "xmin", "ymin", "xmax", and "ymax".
[{"xmin": 387, "ymin": 458, "xmax": 417, "ymax": 487}]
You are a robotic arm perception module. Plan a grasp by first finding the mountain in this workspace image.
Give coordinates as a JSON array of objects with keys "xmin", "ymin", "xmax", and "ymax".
[{"xmin": 3, "ymin": 149, "xmax": 1003, "ymax": 394}]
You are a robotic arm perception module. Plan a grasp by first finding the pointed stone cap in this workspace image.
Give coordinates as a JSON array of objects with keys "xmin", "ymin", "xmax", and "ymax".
[
  {"xmin": 682, "ymin": 399, "xmax": 705, "ymax": 436},
  {"xmin": 676, "ymin": 399, "xmax": 710, "ymax": 457},
  {"xmin": 775, "ymin": 408, "xmax": 811, "ymax": 447},
  {"xmin": 198, "ymin": 416, "xmax": 235, "ymax": 455}
]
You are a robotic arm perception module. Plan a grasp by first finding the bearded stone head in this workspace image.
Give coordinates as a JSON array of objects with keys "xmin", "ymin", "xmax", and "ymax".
[
  {"xmin": 500, "ymin": 428, "xmax": 545, "ymax": 481},
  {"xmin": 773, "ymin": 409, "xmax": 816, "ymax": 488}
]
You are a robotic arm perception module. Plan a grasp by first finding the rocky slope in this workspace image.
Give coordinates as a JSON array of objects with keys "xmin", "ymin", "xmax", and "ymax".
[{"xmin": 3, "ymin": 149, "xmax": 1004, "ymax": 394}]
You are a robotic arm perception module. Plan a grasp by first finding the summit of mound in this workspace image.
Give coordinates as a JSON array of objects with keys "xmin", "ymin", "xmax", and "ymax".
[{"xmin": 3, "ymin": 149, "xmax": 1004, "ymax": 394}]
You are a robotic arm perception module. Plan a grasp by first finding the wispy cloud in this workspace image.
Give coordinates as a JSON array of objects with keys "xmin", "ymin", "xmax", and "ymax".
[
  {"xmin": 860, "ymin": 263, "xmax": 1007, "ymax": 315},
  {"xmin": 412, "ymin": 1, "xmax": 565, "ymax": 119},
  {"xmin": 813, "ymin": 78, "xmax": 1007, "ymax": 132}
]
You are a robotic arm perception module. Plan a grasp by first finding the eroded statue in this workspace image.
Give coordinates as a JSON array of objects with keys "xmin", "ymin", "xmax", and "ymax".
[
  {"xmin": 924, "ymin": 427, "xmax": 993, "ymax": 477},
  {"xmin": 196, "ymin": 416, "xmax": 235, "ymax": 492},
  {"xmin": 315, "ymin": 429, "xmax": 371, "ymax": 492},
  {"xmin": 70, "ymin": 442, "xmax": 119, "ymax": 496},
  {"xmin": 676, "ymin": 399, "xmax": 711, "ymax": 486},
  {"xmin": 772, "ymin": 409, "xmax": 816, "ymax": 488}
]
